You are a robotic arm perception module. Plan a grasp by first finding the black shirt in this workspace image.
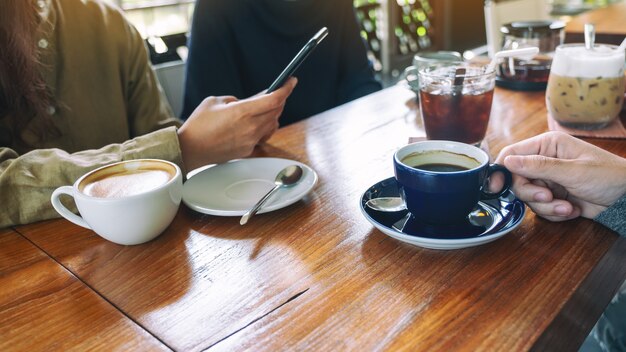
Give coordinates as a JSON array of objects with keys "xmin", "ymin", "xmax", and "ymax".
[{"xmin": 182, "ymin": 0, "xmax": 382, "ymax": 125}]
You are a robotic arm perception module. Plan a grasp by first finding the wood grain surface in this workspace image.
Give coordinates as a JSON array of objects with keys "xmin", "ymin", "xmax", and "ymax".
[
  {"xmin": 13, "ymin": 84, "xmax": 626, "ymax": 351},
  {"xmin": 565, "ymin": 2, "xmax": 626, "ymax": 45},
  {"xmin": 0, "ymin": 228, "xmax": 169, "ymax": 351}
]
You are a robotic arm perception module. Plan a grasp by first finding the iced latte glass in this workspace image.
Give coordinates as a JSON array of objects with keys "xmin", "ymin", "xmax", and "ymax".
[
  {"xmin": 418, "ymin": 63, "xmax": 496, "ymax": 145},
  {"xmin": 546, "ymin": 44, "xmax": 625, "ymax": 130}
]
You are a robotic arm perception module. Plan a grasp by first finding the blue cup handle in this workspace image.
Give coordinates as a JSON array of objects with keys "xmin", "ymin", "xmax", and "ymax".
[{"xmin": 480, "ymin": 164, "xmax": 512, "ymax": 200}]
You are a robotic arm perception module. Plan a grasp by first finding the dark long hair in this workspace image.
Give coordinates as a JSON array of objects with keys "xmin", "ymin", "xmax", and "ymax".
[{"xmin": 0, "ymin": 0, "xmax": 51, "ymax": 132}]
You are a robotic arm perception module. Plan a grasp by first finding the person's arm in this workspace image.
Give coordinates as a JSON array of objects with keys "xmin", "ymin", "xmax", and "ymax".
[
  {"xmin": 495, "ymin": 131, "xmax": 626, "ymax": 229},
  {"xmin": 336, "ymin": 1, "xmax": 382, "ymax": 103},
  {"xmin": 0, "ymin": 49, "xmax": 296, "ymax": 229},
  {"xmin": 0, "ymin": 1, "xmax": 297, "ymax": 228},
  {"xmin": 594, "ymin": 195, "xmax": 626, "ymax": 237},
  {"xmin": 178, "ymin": 77, "xmax": 297, "ymax": 170},
  {"xmin": 0, "ymin": 4, "xmax": 184, "ymax": 228},
  {"xmin": 0, "ymin": 127, "xmax": 182, "ymax": 228}
]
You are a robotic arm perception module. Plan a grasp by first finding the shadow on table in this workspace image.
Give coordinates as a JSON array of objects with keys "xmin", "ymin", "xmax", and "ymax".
[
  {"xmin": 181, "ymin": 189, "xmax": 320, "ymax": 260},
  {"xmin": 15, "ymin": 215, "xmax": 195, "ymax": 318}
]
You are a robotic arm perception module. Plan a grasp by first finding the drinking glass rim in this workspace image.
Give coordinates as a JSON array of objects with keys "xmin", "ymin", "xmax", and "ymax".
[
  {"xmin": 417, "ymin": 62, "xmax": 496, "ymax": 80},
  {"xmin": 413, "ymin": 50, "xmax": 463, "ymax": 64},
  {"xmin": 555, "ymin": 43, "xmax": 622, "ymax": 55},
  {"xmin": 394, "ymin": 140, "xmax": 490, "ymax": 174},
  {"xmin": 75, "ymin": 159, "xmax": 181, "ymax": 201}
]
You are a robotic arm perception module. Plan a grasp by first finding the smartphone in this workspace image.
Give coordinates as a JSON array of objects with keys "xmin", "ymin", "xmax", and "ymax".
[{"xmin": 266, "ymin": 27, "xmax": 329, "ymax": 93}]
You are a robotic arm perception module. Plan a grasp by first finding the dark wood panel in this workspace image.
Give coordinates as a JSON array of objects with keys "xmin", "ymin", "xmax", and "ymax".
[{"xmin": 533, "ymin": 236, "xmax": 626, "ymax": 351}]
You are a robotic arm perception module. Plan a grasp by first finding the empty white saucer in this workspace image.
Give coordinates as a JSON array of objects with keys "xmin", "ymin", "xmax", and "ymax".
[{"xmin": 182, "ymin": 158, "xmax": 317, "ymax": 216}]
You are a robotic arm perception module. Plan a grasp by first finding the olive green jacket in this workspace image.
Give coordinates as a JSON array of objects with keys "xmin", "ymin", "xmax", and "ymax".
[{"xmin": 0, "ymin": 0, "xmax": 183, "ymax": 227}]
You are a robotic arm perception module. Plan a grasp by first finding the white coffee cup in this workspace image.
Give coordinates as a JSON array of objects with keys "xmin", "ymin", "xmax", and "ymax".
[{"xmin": 51, "ymin": 159, "xmax": 183, "ymax": 245}]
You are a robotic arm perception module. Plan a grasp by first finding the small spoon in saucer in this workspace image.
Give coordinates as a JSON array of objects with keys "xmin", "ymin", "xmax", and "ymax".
[
  {"xmin": 365, "ymin": 197, "xmax": 407, "ymax": 212},
  {"xmin": 240, "ymin": 165, "xmax": 303, "ymax": 225}
]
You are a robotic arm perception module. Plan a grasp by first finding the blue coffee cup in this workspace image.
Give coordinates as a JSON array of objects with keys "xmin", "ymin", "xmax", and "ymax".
[{"xmin": 393, "ymin": 140, "xmax": 512, "ymax": 224}]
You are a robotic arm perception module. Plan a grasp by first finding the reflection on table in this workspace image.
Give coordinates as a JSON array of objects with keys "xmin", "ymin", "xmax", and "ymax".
[{"xmin": 3, "ymin": 81, "xmax": 626, "ymax": 351}]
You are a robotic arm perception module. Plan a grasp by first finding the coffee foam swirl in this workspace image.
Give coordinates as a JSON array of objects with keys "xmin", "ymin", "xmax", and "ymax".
[{"xmin": 82, "ymin": 169, "xmax": 172, "ymax": 198}]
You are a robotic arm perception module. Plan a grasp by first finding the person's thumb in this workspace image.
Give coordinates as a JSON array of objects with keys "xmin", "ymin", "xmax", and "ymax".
[{"xmin": 504, "ymin": 155, "xmax": 573, "ymax": 186}]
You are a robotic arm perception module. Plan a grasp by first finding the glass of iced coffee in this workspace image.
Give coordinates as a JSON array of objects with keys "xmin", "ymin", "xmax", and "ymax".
[
  {"xmin": 418, "ymin": 63, "xmax": 496, "ymax": 145},
  {"xmin": 546, "ymin": 43, "xmax": 625, "ymax": 130}
]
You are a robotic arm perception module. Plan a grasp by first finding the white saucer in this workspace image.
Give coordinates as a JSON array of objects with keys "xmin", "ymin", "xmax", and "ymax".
[{"xmin": 183, "ymin": 158, "xmax": 318, "ymax": 216}]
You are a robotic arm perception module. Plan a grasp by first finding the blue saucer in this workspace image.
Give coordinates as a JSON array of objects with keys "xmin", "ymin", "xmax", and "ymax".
[{"xmin": 360, "ymin": 177, "xmax": 526, "ymax": 250}]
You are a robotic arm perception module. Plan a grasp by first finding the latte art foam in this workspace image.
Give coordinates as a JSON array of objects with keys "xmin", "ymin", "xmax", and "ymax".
[{"xmin": 82, "ymin": 169, "xmax": 172, "ymax": 198}]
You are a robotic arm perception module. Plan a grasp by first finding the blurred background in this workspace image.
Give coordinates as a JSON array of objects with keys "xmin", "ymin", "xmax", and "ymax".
[{"xmin": 103, "ymin": 0, "xmax": 622, "ymax": 114}]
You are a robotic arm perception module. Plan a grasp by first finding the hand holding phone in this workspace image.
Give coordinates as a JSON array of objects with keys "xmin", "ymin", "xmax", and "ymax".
[{"xmin": 266, "ymin": 27, "xmax": 329, "ymax": 93}]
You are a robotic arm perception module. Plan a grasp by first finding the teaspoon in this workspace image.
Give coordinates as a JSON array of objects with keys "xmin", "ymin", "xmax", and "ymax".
[
  {"xmin": 240, "ymin": 165, "xmax": 304, "ymax": 225},
  {"xmin": 365, "ymin": 197, "xmax": 407, "ymax": 212},
  {"xmin": 584, "ymin": 23, "xmax": 595, "ymax": 50}
]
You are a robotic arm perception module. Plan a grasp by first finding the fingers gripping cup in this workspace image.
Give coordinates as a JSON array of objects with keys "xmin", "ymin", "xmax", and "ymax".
[
  {"xmin": 393, "ymin": 141, "xmax": 512, "ymax": 224},
  {"xmin": 546, "ymin": 44, "xmax": 625, "ymax": 130},
  {"xmin": 51, "ymin": 159, "xmax": 183, "ymax": 245},
  {"xmin": 418, "ymin": 63, "xmax": 497, "ymax": 145}
]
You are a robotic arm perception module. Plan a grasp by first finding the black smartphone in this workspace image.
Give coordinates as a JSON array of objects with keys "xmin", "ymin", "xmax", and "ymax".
[{"xmin": 266, "ymin": 27, "xmax": 329, "ymax": 93}]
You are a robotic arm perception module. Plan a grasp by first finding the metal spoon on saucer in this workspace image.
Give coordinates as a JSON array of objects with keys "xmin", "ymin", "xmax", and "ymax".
[
  {"xmin": 365, "ymin": 197, "xmax": 407, "ymax": 212},
  {"xmin": 584, "ymin": 23, "xmax": 595, "ymax": 50},
  {"xmin": 240, "ymin": 165, "xmax": 303, "ymax": 225}
]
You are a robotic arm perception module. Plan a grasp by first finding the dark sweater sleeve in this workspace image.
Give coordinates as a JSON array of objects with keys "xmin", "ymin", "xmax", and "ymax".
[
  {"xmin": 181, "ymin": 0, "xmax": 244, "ymax": 119},
  {"xmin": 594, "ymin": 195, "xmax": 626, "ymax": 237}
]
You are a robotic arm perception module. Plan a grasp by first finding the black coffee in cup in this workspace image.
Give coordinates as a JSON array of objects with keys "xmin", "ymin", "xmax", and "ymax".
[
  {"xmin": 394, "ymin": 142, "xmax": 511, "ymax": 224},
  {"xmin": 415, "ymin": 163, "xmax": 469, "ymax": 172},
  {"xmin": 400, "ymin": 150, "xmax": 481, "ymax": 173}
]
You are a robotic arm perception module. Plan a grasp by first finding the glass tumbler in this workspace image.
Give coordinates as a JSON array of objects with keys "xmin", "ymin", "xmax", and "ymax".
[
  {"xmin": 404, "ymin": 51, "xmax": 463, "ymax": 100},
  {"xmin": 418, "ymin": 63, "xmax": 496, "ymax": 145},
  {"xmin": 546, "ymin": 43, "xmax": 625, "ymax": 130}
]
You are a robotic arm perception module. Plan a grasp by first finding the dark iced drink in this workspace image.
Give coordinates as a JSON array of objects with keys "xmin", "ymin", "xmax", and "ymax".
[
  {"xmin": 418, "ymin": 64, "xmax": 496, "ymax": 145},
  {"xmin": 498, "ymin": 55, "xmax": 552, "ymax": 83}
]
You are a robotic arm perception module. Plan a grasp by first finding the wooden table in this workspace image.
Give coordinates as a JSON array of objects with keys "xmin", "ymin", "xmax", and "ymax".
[
  {"xmin": 0, "ymin": 228, "xmax": 168, "ymax": 350},
  {"xmin": 565, "ymin": 1, "xmax": 626, "ymax": 45},
  {"xmin": 3, "ymin": 85, "xmax": 626, "ymax": 351}
]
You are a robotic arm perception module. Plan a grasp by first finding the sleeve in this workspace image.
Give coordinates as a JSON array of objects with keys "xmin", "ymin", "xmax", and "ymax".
[
  {"xmin": 336, "ymin": 1, "xmax": 382, "ymax": 104},
  {"xmin": 120, "ymin": 7, "xmax": 181, "ymax": 137},
  {"xmin": 0, "ymin": 127, "xmax": 183, "ymax": 228},
  {"xmin": 181, "ymin": 0, "xmax": 244, "ymax": 120},
  {"xmin": 594, "ymin": 194, "xmax": 626, "ymax": 237},
  {"xmin": 0, "ymin": 6, "xmax": 186, "ymax": 229}
]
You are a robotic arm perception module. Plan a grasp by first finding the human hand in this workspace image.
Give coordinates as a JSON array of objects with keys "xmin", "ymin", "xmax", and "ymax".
[
  {"xmin": 495, "ymin": 131, "xmax": 626, "ymax": 221},
  {"xmin": 178, "ymin": 77, "xmax": 297, "ymax": 170}
]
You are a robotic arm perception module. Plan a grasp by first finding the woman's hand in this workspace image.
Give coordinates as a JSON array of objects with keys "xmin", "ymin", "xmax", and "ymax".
[{"xmin": 178, "ymin": 78, "xmax": 297, "ymax": 170}]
